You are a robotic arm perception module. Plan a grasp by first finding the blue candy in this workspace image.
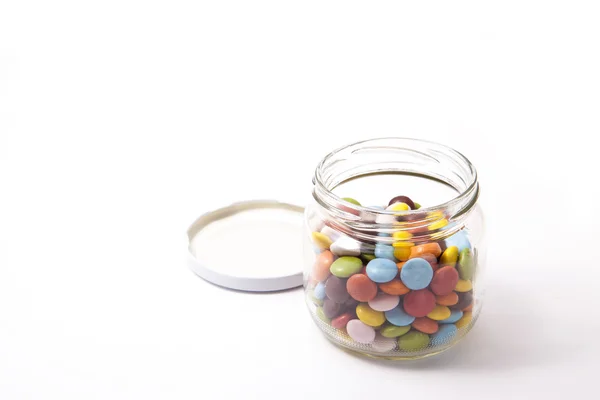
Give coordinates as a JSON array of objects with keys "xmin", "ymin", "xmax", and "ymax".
[
  {"xmin": 440, "ymin": 309, "xmax": 463, "ymax": 324},
  {"xmin": 431, "ymin": 323, "xmax": 458, "ymax": 346},
  {"xmin": 384, "ymin": 302, "xmax": 416, "ymax": 326},
  {"xmin": 374, "ymin": 243, "xmax": 397, "ymax": 261},
  {"xmin": 400, "ymin": 258, "xmax": 433, "ymax": 290},
  {"xmin": 366, "ymin": 258, "xmax": 398, "ymax": 283},
  {"xmin": 314, "ymin": 282, "xmax": 326, "ymax": 300},
  {"xmin": 445, "ymin": 230, "xmax": 471, "ymax": 252}
]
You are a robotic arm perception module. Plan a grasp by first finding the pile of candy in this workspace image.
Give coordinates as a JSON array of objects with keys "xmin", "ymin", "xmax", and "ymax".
[{"xmin": 307, "ymin": 195, "xmax": 475, "ymax": 354}]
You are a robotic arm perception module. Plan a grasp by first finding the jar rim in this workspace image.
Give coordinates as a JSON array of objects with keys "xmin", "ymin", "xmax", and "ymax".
[{"xmin": 313, "ymin": 137, "xmax": 479, "ymax": 222}]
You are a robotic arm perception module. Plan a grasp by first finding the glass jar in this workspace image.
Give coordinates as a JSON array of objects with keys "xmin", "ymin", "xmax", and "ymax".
[{"xmin": 303, "ymin": 138, "xmax": 485, "ymax": 360}]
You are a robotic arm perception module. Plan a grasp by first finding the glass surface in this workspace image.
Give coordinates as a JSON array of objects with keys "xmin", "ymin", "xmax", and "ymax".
[{"xmin": 303, "ymin": 138, "xmax": 486, "ymax": 360}]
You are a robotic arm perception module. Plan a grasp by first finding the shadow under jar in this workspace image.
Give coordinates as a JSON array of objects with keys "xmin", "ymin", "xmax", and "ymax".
[{"xmin": 304, "ymin": 138, "xmax": 485, "ymax": 360}]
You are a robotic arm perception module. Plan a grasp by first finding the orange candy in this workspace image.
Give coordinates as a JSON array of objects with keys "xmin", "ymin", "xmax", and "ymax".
[
  {"xmin": 313, "ymin": 250, "xmax": 334, "ymax": 282},
  {"xmin": 463, "ymin": 303, "xmax": 473, "ymax": 312},
  {"xmin": 410, "ymin": 243, "xmax": 442, "ymax": 258},
  {"xmin": 411, "ymin": 317, "xmax": 439, "ymax": 334},
  {"xmin": 379, "ymin": 279, "xmax": 410, "ymax": 295},
  {"xmin": 435, "ymin": 292, "xmax": 459, "ymax": 306},
  {"xmin": 346, "ymin": 274, "xmax": 378, "ymax": 302},
  {"xmin": 396, "ymin": 261, "xmax": 406, "ymax": 271}
]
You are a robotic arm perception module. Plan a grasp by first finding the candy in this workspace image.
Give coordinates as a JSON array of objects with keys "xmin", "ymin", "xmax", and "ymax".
[
  {"xmin": 314, "ymin": 282, "xmax": 326, "ymax": 300},
  {"xmin": 387, "ymin": 202, "xmax": 410, "ymax": 212},
  {"xmin": 435, "ymin": 292, "xmax": 459, "ymax": 306},
  {"xmin": 393, "ymin": 247, "xmax": 412, "ymax": 261},
  {"xmin": 313, "ymin": 250, "xmax": 334, "ymax": 282},
  {"xmin": 454, "ymin": 279, "xmax": 473, "ymax": 292},
  {"xmin": 440, "ymin": 246, "xmax": 459, "ymax": 267},
  {"xmin": 380, "ymin": 324, "xmax": 411, "ymax": 338},
  {"xmin": 427, "ymin": 305, "xmax": 452, "ymax": 321},
  {"xmin": 445, "ymin": 230, "xmax": 471, "ymax": 252},
  {"xmin": 458, "ymin": 248, "xmax": 474, "ymax": 280},
  {"xmin": 330, "ymin": 256, "xmax": 363, "ymax": 278},
  {"xmin": 403, "ymin": 289, "xmax": 436, "ymax": 317},
  {"xmin": 400, "ymin": 258, "xmax": 433, "ymax": 290},
  {"xmin": 342, "ymin": 197, "xmax": 361, "ymax": 206},
  {"xmin": 412, "ymin": 253, "xmax": 438, "ymax": 271},
  {"xmin": 330, "ymin": 236, "xmax": 362, "ymax": 257},
  {"xmin": 388, "ymin": 195, "xmax": 416, "ymax": 209},
  {"xmin": 356, "ymin": 303, "xmax": 386, "ymax": 327},
  {"xmin": 398, "ymin": 331, "xmax": 430, "ymax": 351},
  {"xmin": 411, "ymin": 317, "xmax": 439, "ymax": 334},
  {"xmin": 311, "ymin": 232, "xmax": 333, "ymax": 250},
  {"xmin": 410, "ymin": 243, "xmax": 442, "ymax": 258},
  {"xmin": 374, "ymin": 243, "xmax": 397, "ymax": 261},
  {"xmin": 430, "ymin": 265, "xmax": 460, "ymax": 296},
  {"xmin": 346, "ymin": 274, "xmax": 378, "ymax": 302},
  {"xmin": 463, "ymin": 304, "xmax": 473, "ymax": 312},
  {"xmin": 431, "ymin": 324, "xmax": 457, "ymax": 346},
  {"xmin": 379, "ymin": 279, "xmax": 410, "ymax": 295},
  {"xmin": 366, "ymin": 258, "xmax": 398, "ymax": 283},
  {"xmin": 428, "ymin": 219, "xmax": 449, "ymax": 231},
  {"xmin": 372, "ymin": 333, "xmax": 398, "ymax": 352},
  {"xmin": 331, "ymin": 312, "xmax": 354, "ymax": 329},
  {"xmin": 392, "ymin": 231, "xmax": 413, "ymax": 241},
  {"xmin": 454, "ymin": 291, "xmax": 473, "ymax": 310},
  {"xmin": 384, "ymin": 302, "xmax": 416, "ymax": 326},
  {"xmin": 346, "ymin": 320, "xmax": 376, "ymax": 344},
  {"xmin": 414, "ymin": 202, "xmax": 422, "ymax": 209},
  {"xmin": 455, "ymin": 311, "xmax": 473, "ymax": 329},
  {"xmin": 323, "ymin": 298, "xmax": 343, "ymax": 319},
  {"xmin": 440, "ymin": 309, "xmax": 463, "ymax": 324},
  {"xmin": 368, "ymin": 293, "xmax": 400, "ymax": 312},
  {"xmin": 325, "ymin": 276, "xmax": 350, "ymax": 303}
]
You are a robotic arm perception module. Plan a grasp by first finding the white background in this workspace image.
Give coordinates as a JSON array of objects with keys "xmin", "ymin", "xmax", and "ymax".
[{"xmin": 1, "ymin": 1, "xmax": 599, "ymax": 399}]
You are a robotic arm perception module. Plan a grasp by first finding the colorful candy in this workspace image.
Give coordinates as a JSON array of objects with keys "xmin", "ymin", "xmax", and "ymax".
[
  {"xmin": 307, "ymin": 194, "xmax": 479, "ymax": 357},
  {"xmin": 346, "ymin": 274, "xmax": 378, "ymax": 302},
  {"xmin": 430, "ymin": 265, "xmax": 459, "ymax": 296},
  {"xmin": 366, "ymin": 258, "xmax": 398, "ymax": 283},
  {"xmin": 400, "ymin": 258, "xmax": 433, "ymax": 290},
  {"xmin": 403, "ymin": 289, "xmax": 436, "ymax": 317},
  {"xmin": 368, "ymin": 293, "xmax": 400, "ymax": 312},
  {"xmin": 356, "ymin": 303, "xmax": 386, "ymax": 327},
  {"xmin": 346, "ymin": 320, "xmax": 376, "ymax": 344},
  {"xmin": 330, "ymin": 256, "xmax": 363, "ymax": 278},
  {"xmin": 325, "ymin": 276, "xmax": 350, "ymax": 303}
]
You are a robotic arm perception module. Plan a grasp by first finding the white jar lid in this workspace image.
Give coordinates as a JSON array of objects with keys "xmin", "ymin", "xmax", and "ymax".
[{"xmin": 186, "ymin": 200, "xmax": 305, "ymax": 292}]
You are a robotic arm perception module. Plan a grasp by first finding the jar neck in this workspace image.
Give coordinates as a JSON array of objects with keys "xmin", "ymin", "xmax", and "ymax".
[{"xmin": 311, "ymin": 138, "xmax": 479, "ymax": 244}]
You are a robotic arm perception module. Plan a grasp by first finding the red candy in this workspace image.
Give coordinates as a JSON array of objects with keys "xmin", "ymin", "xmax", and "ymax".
[
  {"xmin": 411, "ymin": 317, "xmax": 439, "ymax": 334},
  {"xmin": 403, "ymin": 289, "xmax": 436, "ymax": 317},
  {"xmin": 430, "ymin": 265, "xmax": 460, "ymax": 296},
  {"xmin": 346, "ymin": 274, "xmax": 378, "ymax": 302},
  {"xmin": 331, "ymin": 313, "xmax": 354, "ymax": 329}
]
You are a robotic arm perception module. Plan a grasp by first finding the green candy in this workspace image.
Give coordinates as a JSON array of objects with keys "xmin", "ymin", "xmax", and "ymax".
[
  {"xmin": 458, "ymin": 248, "xmax": 474, "ymax": 280},
  {"xmin": 398, "ymin": 331, "xmax": 430, "ymax": 351},
  {"xmin": 414, "ymin": 202, "xmax": 422, "ymax": 209},
  {"xmin": 380, "ymin": 325, "xmax": 411, "ymax": 338},
  {"xmin": 361, "ymin": 253, "xmax": 376, "ymax": 263},
  {"xmin": 329, "ymin": 256, "xmax": 363, "ymax": 278},
  {"xmin": 309, "ymin": 293, "xmax": 323, "ymax": 306},
  {"xmin": 342, "ymin": 197, "xmax": 361, "ymax": 206},
  {"xmin": 316, "ymin": 307, "xmax": 330, "ymax": 324}
]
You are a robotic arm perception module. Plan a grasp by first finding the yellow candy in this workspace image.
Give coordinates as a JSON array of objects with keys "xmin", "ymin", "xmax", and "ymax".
[
  {"xmin": 392, "ymin": 241, "xmax": 414, "ymax": 248},
  {"xmin": 456, "ymin": 311, "xmax": 473, "ymax": 329},
  {"xmin": 428, "ymin": 218, "xmax": 448, "ymax": 231},
  {"xmin": 427, "ymin": 211, "xmax": 445, "ymax": 220},
  {"xmin": 389, "ymin": 202, "xmax": 410, "ymax": 212},
  {"xmin": 427, "ymin": 305, "xmax": 452, "ymax": 321},
  {"xmin": 393, "ymin": 247, "xmax": 412, "ymax": 261},
  {"xmin": 392, "ymin": 231, "xmax": 413, "ymax": 240},
  {"xmin": 440, "ymin": 246, "xmax": 459, "ymax": 266},
  {"xmin": 356, "ymin": 303, "xmax": 386, "ymax": 327},
  {"xmin": 311, "ymin": 232, "xmax": 332, "ymax": 250},
  {"xmin": 454, "ymin": 279, "xmax": 473, "ymax": 292}
]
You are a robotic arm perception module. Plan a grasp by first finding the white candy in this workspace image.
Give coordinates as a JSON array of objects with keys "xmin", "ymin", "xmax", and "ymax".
[
  {"xmin": 330, "ymin": 236, "xmax": 361, "ymax": 257},
  {"xmin": 371, "ymin": 333, "xmax": 397, "ymax": 353}
]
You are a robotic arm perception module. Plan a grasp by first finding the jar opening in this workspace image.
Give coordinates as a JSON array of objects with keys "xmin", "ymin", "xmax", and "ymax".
[{"xmin": 311, "ymin": 138, "xmax": 479, "ymax": 242}]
